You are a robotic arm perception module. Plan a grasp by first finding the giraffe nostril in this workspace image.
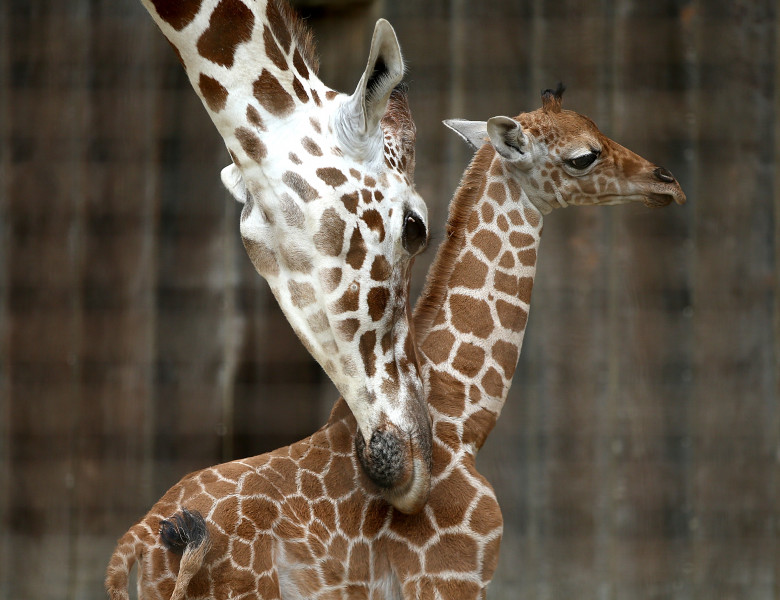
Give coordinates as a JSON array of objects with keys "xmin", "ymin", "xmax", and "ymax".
[{"xmin": 654, "ymin": 166, "xmax": 675, "ymax": 183}]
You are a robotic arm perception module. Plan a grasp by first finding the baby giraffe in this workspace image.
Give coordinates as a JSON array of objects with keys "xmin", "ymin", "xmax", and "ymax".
[{"xmin": 106, "ymin": 86, "xmax": 685, "ymax": 600}]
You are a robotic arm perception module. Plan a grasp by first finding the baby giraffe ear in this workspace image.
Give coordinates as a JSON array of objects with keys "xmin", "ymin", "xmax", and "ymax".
[
  {"xmin": 443, "ymin": 119, "xmax": 488, "ymax": 150},
  {"xmin": 220, "ymin": 163, "xmax": 248, "ymax": 204},
  {"xmin": 486, "ymin": 116, "xmax": 529, "ymax": 161}
]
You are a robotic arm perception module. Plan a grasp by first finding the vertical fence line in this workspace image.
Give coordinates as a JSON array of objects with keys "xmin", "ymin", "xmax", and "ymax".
[
  {"xmin": 681, "ymin": 1, "xmax": 702, "ymax": 598},
  {"xmin": 596, "ymin": 1, "xmax": 620, "ymax": 598},
  {"xmin": 0, "ymin": 0, "xmax": 11, "ymax": 595},
  {"xmin": 772, "ymin": 3, "xmax": 780, "ymax": 596}
]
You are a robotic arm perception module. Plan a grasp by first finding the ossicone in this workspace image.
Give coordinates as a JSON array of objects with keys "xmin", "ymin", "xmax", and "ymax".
[{"xmin": 541, "ymin": 82, "xmax": 566, "ymax": 113}]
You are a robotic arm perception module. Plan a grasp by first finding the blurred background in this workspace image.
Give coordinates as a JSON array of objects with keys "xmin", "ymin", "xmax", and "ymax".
[{"xmin": 1, "ymin": 0, "xmax": 778, "ymax": 598}]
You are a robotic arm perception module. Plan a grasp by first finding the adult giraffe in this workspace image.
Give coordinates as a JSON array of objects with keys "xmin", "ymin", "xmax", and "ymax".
[
  {"xmin": 139, "ymin": 0, "xmax": 432, "ymax": 509},
  {"xmin": 106, "ymin": 86, "xmax": 685, "ymax": 599}
]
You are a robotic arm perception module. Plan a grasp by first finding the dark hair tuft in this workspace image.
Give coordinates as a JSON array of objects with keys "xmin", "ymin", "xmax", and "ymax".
[{"xmin": 159, "ymin": 509, "xmax": 208, "ymax": 555}]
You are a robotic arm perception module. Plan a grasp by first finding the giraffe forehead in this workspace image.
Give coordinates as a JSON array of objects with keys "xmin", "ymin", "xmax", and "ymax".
[{"xmin": 520, "ymin": 109, "xmax": 602, "ymax": 153}]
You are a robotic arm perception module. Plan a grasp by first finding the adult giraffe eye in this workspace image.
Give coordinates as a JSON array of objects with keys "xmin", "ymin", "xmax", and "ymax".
[
  {"xmin": 566, "ymin": 150, "xmax": 600, "ymax": 170},
  {"xmin": 402, "ymin": 211, "xmax": 427, "ymax": 255}
]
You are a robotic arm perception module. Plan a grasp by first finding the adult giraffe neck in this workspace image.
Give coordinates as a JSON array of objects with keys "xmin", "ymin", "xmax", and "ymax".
[
  {"xmin": 140, "ymin": 0, "xmax": 326, "ymax": 161},
  {"xmin": 415, "ymin": 143, "xmax": 542, "ymax": 450}
]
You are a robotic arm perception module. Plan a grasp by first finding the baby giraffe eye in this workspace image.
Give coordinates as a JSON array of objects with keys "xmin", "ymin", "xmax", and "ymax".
[
  {"xmin": 402, "ymin": 211, "xmax": 427, "ymax": 255},
  {"xmin": 566, "ymin": 150, "xmax": 600, "ymax": 170}
]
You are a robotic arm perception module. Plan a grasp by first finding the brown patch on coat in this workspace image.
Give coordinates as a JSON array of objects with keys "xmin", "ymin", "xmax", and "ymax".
[
  {"xmin": 196, "ymin": 0, "xmax": 254, "ymax": 68},
  {"xmin": 496, "ymin": 300, "xmax": 527, "ymax": 332},
  {"xmin": 471, "ymin": 229, "xmax": 502, "ymax": 261},
  {"xmin": 462, "ymin": 407, "xmax": 498, "ymax": 450},
  {"xmin": 292, "ymin": 76, "xmax": 309, "ymax": 103},
  {"xmin": 288, "ymin": 280, "xmax": 315, "ymax": 308},
  {"xmin": 337, "ymin": 492, "xmax": 363, "ymax": 538},
  {"xmin": 470, "ymin": 495, "xmax": 503, "ymax": 535},
  {"xmin": 346, "ymin": 227, "xmax": 367, "ymax": 269},
  {"xmin": 332, "ymin": 283, "xmax": 359, "ymax": 314},
  {"xmin": 452, "ymin": 342, "xmax": 485, "ymax": 378},
  {"xmin": 370, "ymin": 255, "xmax": 391, "ymax": 281},
  {"xmin": 198, "ymin": 74, "xmax": 228, "ymax": 112},
  {"xmin": 517, "ymin": 276, "xmax": 534, "ymax": 303},
  {"xmin": 508, "ymin": 209, "xmax": 524, "ymax": 225},
  {"xmin": 150, "ymin": 0, "xmax": 201, "ymax": 31},
  {"xmin": 481, "ymin": 367, "xmax": 504, "ymax": 398},
  {"xmin": 348, "ymin": 540, "xmax": 371, "ymax": 580},
  {"xmin": 498, "ymin": 251, "xmax": 515, "ymax": 269},
  {"xmin": 517, "ymin": 247, "xmax": 537, "ymax": 266},
  {"xmin": 367, "ymin": 286, "xmax": 389, "ymax": 321},
  {"xmin": 235, "ymin": 127, "xmax": 267, "ymax": 163},
  {"xmin": 313, "ymin": 207, "xmax": 346, "ymax": 256},
  {"xmin": 246, "ymin": 105, "xmax": 265, "ymax": 130},
  {"xmin": 491, "ymin": 339, "xmax": 519, "ymax": 378},
  {"xmin": 509, "ymin": 231, "xmax": 534, "ymax": 248},
  {"xmin": 389, "ymin": 507, "xmax": 436, "ymax": 546},
  {"xmin": 449, "ymin": 251, "xmax": 488, "ymax": 290},
  {"xmin": 280, "ymin": 192, "xmax": 304, "ymax": 228},
  {"xmin": 301, "ymin": 136, "xmax": 322, "ymax": 156},
  {"xmin": 283, "ymin": 170, "xmax": 319, "ymax": 202},
  {"xmin": 306, "ymin": 311, "xmax": 329, "ymax": 333},
  {"xmin": 337, "ymin": 318, "xmax": 360, "ymax": 342},
  {"xmin": 358, "ymin": 330, "xmax": 376, "ymax": 378},
  {"xmin": 361, "ymin": 209, "xmax": 385, "ymax": 242},
  {"xmin": 293, "ymin": 48, "xmax": 309, "ymax": 79},
  {"xmin": 425, "ymin": 533, "xmax": 478, "ymax": 573},
  {"xmin": 265, "ymin": 0, "xmax": 292, "ymax": 52},
  {"xmin": 253, "ymin": 69, "xmax": 295, "ymax": 117},
  {"xmin": 449, "ymin": 294, "xmax": 494, "ymax": 339},
  {"xmin": 430, "ymin": 468, "xmax": 477, "ymax": 528},
  {"xmin": 486, "ymin": 182, "xmax": 506, "ymax": 205},
  {"xmin": 340, "ymin": 191, "xmax": 359, "ymax": 213},
  {"xmin": 280, "ymin": 244, "xmax": 313, "ymax": 273},
  {"xmin": 263, "ymin": 24, "xmax": 288, "ymax": 71},
  {"xmin": 316, "ymin": 167, "xmax": 347, "ymax": 188},
  {"xmin": 320, "ymin": 267, "xmax": 342, "ymax": 293},
  {"xmin": 481, "ymin": 202, "xmax": 494, "ymax": 223},
  {"xmin": 242, "ymin": 238, "xmax": 278, "ymax": 275},
  {"xmin": 507, "ymin": 176, "xmax": 523, "ymax": 202},
  {"xmin": 428, "ymin": 369, "xmax": 465, "ymax": 419}
]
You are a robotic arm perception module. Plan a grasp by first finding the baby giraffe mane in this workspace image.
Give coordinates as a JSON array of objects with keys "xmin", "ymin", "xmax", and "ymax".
[{"xmin": 414, "ymin": 143, "xmax": 496, "ymax": 338}]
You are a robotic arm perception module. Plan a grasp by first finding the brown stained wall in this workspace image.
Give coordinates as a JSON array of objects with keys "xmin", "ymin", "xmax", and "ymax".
[{"xmin": 1, "ymin": 0, "xmax": 778, "ymax": 598}]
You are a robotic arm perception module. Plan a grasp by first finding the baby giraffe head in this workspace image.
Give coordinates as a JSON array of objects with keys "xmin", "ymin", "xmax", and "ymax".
[{"xmin": 444, "ymin": 83, "xmax": 686, "ymax": 213}]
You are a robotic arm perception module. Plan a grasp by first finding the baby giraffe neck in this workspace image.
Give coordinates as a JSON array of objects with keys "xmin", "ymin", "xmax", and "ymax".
[{"xmin": 415, "ymin": 144, "xmax": 542, "ymax": 450}]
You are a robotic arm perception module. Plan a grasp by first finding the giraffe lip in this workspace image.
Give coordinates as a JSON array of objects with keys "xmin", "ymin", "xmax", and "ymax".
[
  {"xmin": 644, "ymin": 193, "xmax": 675, "ymax": 208},
  {"xmin": 645, "ymin": 188, "xmax": 686, "ymax": 207}
]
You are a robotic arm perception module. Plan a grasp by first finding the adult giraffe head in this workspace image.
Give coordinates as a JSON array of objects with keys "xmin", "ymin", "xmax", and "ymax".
[{"xmin": 140, "ymin": 0, "xmax": 432, "ymax": 511}]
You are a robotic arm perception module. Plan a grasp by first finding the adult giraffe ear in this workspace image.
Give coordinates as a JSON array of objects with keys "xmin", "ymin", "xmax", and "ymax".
[
  {"xmin": 486, "ymin": 116, "xmax": 529, "ymax": 161},
  {"xmin": 220, "ymin": 163, "xmax": 247, "ymax": 204},
  {"xmin": 443, "ymin": 119, "xmax": 488, "ymax": 150},
  {"xmin": 335, "ymin": 19, "xmax": 404, "ymax": 156}
]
